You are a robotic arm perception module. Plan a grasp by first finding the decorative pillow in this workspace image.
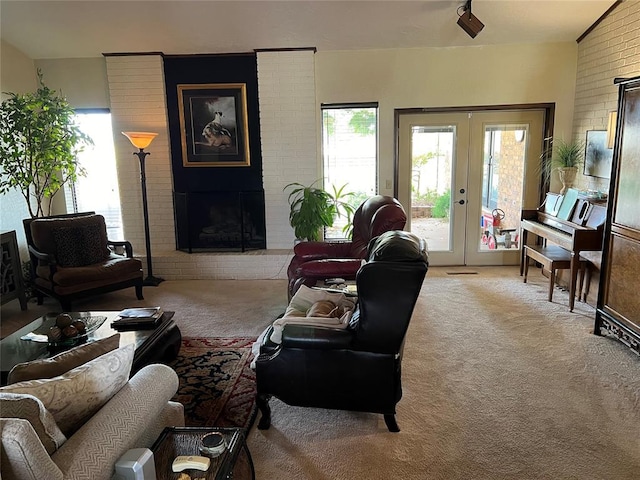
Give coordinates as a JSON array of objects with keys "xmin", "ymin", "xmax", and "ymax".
[
  {"xmin": 0, "ymin": 392, "xmax": 67, "ymax": 454},
  {"xmin": 8, "ymin": 334, "xmax": 121, "ymax": 384},
  {"xmin": 0, "ymin": 343, "xmax": 134, "ymax": 436},
  {"xmin": 51, "ymin": 222, "xmax": 110, "ymax": 267}
]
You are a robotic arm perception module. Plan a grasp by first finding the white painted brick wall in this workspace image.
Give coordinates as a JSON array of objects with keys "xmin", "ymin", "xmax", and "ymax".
[
  {"xmin": 573, "ymin": 1, "xmax": 640, "ymax": 193},
  {"xmin": 257, "ymin": 50, "xmax": 318, "ymax": 249},
  {"xmin": 105, "ymin": 52, "xmax": 316, "ymax": 278},
  {"xmin": 106, "ymin": 55, "xmax": 175, "ymax": 266}
]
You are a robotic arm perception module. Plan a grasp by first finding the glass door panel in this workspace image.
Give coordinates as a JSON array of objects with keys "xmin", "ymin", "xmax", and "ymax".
[
  {"xmin": 410, "ymin": 125, "xmax": 454, "ymax": 252},
  {"xmin": 398, "ymin": 109, "xmax": 545, "ymax": 266},
  {"xmin": 398, "ymin": 113, "xmax": 469, "ymax": 265},
  {"xmin": 465, "ymin": 111, "xmax": 544, "ymax": 265}
]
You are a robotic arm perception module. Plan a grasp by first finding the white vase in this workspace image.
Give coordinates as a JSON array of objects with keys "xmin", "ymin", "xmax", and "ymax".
[{"xmin": 557, "ymin": 167, "xmax": 578, "ymax": 194}]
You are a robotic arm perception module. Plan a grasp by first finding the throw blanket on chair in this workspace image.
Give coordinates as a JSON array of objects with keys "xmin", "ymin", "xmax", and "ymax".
[{"xmin": 250, "ymin": 285, "xmax": 357, "ymax": 368}]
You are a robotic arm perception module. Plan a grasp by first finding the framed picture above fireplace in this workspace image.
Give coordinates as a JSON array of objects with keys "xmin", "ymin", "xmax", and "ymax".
[{"xmin": 177, "ymin": 83, "xmax": 251, "ymax": 167}]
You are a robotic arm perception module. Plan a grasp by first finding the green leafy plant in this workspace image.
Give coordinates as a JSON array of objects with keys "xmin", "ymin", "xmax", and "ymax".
[
  {"xmin": 328, "ymin": 183, "xmax": 356, "ymax": 237},
  {"xmin": 412, "ymin": 188, "xmax": 439, "ymax": 206},
  {"xmin": 539, "ymin": 138, "xmax": 585, "ymax": 185},
  {"xmin": 552, "ymin": 138, "xmax": 584, "ymax": 168},
  {"xmin": 348, "ymin": 110, "xmax": 376, "ymax": 136},
  {"xmin": 432, "ymin": 189, "xmax": 451, "ymax": 218},
  {"xmin": 284, "ymin": 180, "xmax": 355, "ymax": 241},
  {"xmin": 0, "ymin": 70, "xmax": 93, "ymax": 218}
]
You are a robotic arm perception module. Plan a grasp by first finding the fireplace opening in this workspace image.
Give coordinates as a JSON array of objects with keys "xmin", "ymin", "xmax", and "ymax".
[{"xmin": 174, "ymin": 190, "xmax": 266, "ymax": 252}]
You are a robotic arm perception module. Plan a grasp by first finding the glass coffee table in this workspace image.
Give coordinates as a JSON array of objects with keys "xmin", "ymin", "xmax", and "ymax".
[
  {"xmin": 0, "ymin": 310, "xmax": 181, "ymax": 385},
  {"xmin": 152, "ymin": 426, "xmax": 255, "ymax": 480}
]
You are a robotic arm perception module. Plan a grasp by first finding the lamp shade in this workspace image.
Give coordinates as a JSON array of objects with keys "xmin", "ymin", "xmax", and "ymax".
[{"xmin": 122, "ymin": 131, "xmax": 158, "ymax": 149}]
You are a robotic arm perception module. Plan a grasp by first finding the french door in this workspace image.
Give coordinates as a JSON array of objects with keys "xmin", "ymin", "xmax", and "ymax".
[{"xmin": 397, "ymin": 109, "xmax": 545, "ymax": 266}]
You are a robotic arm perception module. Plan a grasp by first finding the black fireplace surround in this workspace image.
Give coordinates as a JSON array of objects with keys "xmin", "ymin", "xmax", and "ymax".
[
  {"xmin": 164, "ymin": 54, "xmax": 266, "ymax": 253},
  {"xmin": 174, "ymin": 190, "xmax": 266, "ymax": 252}
]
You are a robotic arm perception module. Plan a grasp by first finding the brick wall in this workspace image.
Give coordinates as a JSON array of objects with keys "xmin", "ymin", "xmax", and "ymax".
[
  {"xmin": 497, "ymin": 131, "xmax": 525, "ymax": 227},
  {"xmin": 105, "ymin": 51, "xmax": 317, "ymax": 279},
  {"xmin": 106, "ymin": 55, "xmax": 174, "ymax": 256},
  {"xmin": 257, "ymin": 50, "xmax": 318, "ymax": 249},
  {"xmin": 572, "ymin": 0, "xmax": 640, "ymax": 193},
  {"xmin": 559, "ymin": 1, "xmax": 640, "ymax": 302}
]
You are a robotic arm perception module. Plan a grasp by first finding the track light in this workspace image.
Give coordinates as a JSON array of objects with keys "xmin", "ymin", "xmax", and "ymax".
[{"xmin": 457, "ymin": 0, "xmax": 484, "ymax": 39}]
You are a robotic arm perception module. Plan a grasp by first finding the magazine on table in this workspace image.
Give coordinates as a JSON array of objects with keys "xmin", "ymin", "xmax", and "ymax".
[{"xmin": 111, "ymin": 307, "xmax": 164, "ymax": 329}]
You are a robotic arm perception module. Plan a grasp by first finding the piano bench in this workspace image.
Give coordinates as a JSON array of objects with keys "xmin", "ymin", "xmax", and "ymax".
[{"xmin": 523, "ymin": 245, "xmax": 586, "ymax": 303}]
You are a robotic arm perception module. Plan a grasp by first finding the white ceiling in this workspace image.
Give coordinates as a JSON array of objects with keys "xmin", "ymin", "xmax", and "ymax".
[{"xmin": 0, "ymin": 0, "xmax": 615, "ymax": 60}]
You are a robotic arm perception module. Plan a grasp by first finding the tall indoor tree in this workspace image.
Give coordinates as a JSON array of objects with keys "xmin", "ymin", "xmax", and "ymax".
[{"xmin": 0, "ymin": 70, "xmax": 92, "ymax": 218}]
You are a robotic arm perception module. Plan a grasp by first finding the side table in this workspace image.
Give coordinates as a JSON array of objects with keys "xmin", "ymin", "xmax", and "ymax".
[{"xmin": 151, "ymin": 427, "xmax": 255, "ymax": 480}]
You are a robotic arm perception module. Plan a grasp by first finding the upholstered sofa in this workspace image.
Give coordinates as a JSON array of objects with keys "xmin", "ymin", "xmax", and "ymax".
[{"xmin": 0, "ymin": 335, "xmax": 184, "ymax": 480}]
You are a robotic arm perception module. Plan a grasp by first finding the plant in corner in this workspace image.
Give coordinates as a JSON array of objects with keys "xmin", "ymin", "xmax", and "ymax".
[
  {"xmin": 0, "ymin": 70, "xmax": 93, "ymax": 218},
  {"xmin": 284, "ymin": 180, "xmax": 355, "ymax": 241}
]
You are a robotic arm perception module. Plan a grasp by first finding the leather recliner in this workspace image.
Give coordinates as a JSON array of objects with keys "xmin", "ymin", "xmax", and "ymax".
[
  {"xmin": 287, "ymin": 195, "xmax": 407, "ymax": 299},
  {"xmin": 255, "ymin": 230, "xmax": 429, "ymax": 432}
]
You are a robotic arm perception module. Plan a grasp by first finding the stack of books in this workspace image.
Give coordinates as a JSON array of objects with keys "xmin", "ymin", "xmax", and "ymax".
[{"xmin": 110, "ymin": 307, "xmax": 164, "ymax": 330}]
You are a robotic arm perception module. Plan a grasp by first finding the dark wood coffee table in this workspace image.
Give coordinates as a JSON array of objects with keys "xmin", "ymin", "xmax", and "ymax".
[
  {"xmin": 0, "ymin": 310, "xmax": 181, "ymax": 385},
  {"xmin": 151, "ymin": 426, "xmax": 255, "ymax": 480}
]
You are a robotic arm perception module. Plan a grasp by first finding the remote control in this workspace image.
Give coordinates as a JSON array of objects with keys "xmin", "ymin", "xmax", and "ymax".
[{"xmin": 171, "ymin": 455, "xmax": 211, "ymax": 472}]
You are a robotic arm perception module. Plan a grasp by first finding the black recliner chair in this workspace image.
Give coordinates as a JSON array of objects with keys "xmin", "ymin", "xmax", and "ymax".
[{"xmin": 255, "ymin": 230, "xmax": 429, "ymax": 432}]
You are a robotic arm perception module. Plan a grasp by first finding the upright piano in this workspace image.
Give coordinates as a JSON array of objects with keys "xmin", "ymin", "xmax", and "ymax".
[{"xmin": 520, "ymin": 193, "xmax": 607, "ymax": 311}]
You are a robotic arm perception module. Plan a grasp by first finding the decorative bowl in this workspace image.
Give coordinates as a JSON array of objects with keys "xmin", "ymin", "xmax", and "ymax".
[{"xmin": 21, "ymin": 315, "xmax": 107, "ymax": 346}]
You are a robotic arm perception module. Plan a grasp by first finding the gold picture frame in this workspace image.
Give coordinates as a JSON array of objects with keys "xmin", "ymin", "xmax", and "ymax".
[{"xmin": 177, "ymin": 83, "xmax": 251, "ymax": 167}]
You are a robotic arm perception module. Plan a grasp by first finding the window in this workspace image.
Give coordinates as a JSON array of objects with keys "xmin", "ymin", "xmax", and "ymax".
[
  {"xmin": 482, "ymin": 129, "xmax": 501, "ymax": 210},
  {"xmin": 321, "ymin": 103, "xmax": 378, "ymax": 238},
  {"xmin": 66, "ymin": 111, "xmax": 124, "ymax": 240}
]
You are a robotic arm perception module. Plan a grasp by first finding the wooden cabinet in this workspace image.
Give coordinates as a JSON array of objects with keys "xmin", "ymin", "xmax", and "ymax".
[
  {"xmin": 595, "ymin": 75, "xmax": 640, "ymax": 354},
  {"xmin": 1, "ymin": 230, "xmax": 27, "ymax": 310}
]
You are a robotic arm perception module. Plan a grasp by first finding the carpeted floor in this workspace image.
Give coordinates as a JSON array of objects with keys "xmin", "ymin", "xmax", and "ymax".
[
  {"xmin": 169, "ymin": 337, "xmax": 257, "ymax": 429},
  {"xmin": 1, "ymin": 267, "xmax": 638, "ymax": 479},
  {"xmin": 246, "ymin": 268, "xmax": 640, "ymax": 480}
]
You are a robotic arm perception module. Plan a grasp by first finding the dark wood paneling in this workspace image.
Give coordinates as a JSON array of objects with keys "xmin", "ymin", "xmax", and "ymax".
[
  {"xmin": 595, "ymin": 75, "xmax": 640, "ymax": 354},
  {"xmin": 604, "ymin": 234, "xmax": 640, "ymax": 335}
]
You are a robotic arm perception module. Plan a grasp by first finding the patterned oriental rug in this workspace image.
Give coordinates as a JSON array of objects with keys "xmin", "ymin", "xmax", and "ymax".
[{"xmin": 169, "ymin": 337, "xmax": 258, "ymax": 430}]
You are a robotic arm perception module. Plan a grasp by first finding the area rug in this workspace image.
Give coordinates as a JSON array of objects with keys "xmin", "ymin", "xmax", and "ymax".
[{"xmin": 169, "ymin": 337, "xmax": 257, "ymax": 429}]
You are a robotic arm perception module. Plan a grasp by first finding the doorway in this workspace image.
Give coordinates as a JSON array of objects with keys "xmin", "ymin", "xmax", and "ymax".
[{"xmin": 397, "ymin": 108, "xmax": 548, "ymax": 266}]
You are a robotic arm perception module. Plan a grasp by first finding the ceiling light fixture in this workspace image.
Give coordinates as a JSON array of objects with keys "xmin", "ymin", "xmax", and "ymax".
[{"xmin": 457, "ymin": 0, "xmax": 484, "ymax": 39}]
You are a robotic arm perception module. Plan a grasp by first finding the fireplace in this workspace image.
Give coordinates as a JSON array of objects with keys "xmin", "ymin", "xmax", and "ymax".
[{"xmin": 174, "ymin": 191, "xmax": 266, "ymax": 252}]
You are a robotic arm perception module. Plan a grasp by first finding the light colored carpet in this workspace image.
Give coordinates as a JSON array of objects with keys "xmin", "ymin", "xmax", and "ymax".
[
  {"xmin": 0, "ymin": 279, "xmax": 287, "ymax": 339},
  {"xmin": 246, "ymin": 267, "xmax": 639, "ymax": 480},
  {"xmin": 1, "ymin": 267, "xmax": 638, "ymax": 479}
]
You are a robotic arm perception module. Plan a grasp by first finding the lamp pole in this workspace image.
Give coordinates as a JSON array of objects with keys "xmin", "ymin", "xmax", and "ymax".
[
  {"xmin": 133, "ymin": 148, "xmax": 164, "ymax": 286},
  {"xmin": 122, "ymin": 131, "xmax": 163, "ymax": 287}
]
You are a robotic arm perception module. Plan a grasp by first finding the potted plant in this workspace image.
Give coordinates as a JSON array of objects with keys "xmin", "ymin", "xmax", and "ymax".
[
  {"xmin": 284, "ymin": 180, "xmax": 355, "ymax": 241},
  {"xmin": 0, "ymin": 70, "xmax": 92, "ymax": 218},
  {"xmin": 540, "ymin": 138, "xmax": 584, "ymax": 194}
]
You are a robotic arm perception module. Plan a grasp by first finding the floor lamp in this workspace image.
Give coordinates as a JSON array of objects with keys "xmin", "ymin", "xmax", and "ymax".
[{"xmin": 122, "ymin": 131, "xmax": 164, "ymax": 286}]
